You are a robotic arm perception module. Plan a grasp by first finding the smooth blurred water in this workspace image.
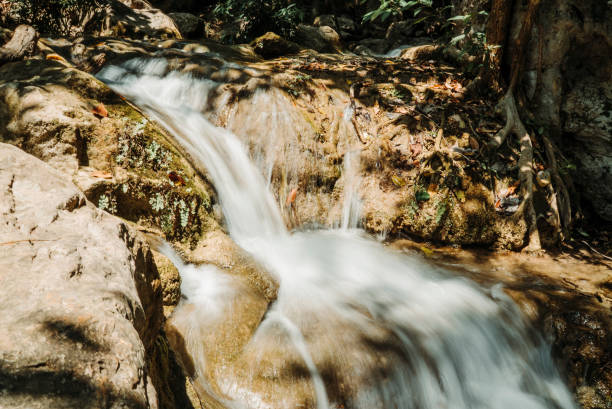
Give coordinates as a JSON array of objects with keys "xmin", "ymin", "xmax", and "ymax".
[{"xmin": 99, "ymin": 59, "xmax": 576, "ymax": 409}]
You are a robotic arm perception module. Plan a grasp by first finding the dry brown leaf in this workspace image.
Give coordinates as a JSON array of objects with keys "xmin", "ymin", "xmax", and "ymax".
[
  {"xmin": 410, "ymin": 142, "xmax": 423, "ymax": 157},
  {"xmin": 168, "ymin": 171, "xmax": 185, "ymax": 186},
  {"xmin": 92, "ymin": 103, "xmax": 108, "ymax": 118},
  {"xmin": 469, "ymin": 136, "xmax": 480, "ymax": 150},
  {"xmin": 91, "ymin": 170, "xmax": 112, "ymax": 179}
]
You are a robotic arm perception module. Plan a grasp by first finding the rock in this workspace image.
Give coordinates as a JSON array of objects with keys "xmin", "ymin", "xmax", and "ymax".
[
  {"xmin": 385, "ymin": 20, "xmax": 415, "ymax": 47},
  {"xmin": 352, "ymin": 44, "xmax": 376, "ymax": 56},
  {"xmin": 152, "ymin": 250, "xmax": 182, "ymax": 309},
  {"xmin": 561, "ymin": 78, "xmax": 612, "ymax": 221},
  {"xmin": 354, "ymin": 38, "xmax": 388, "ymax": 55},
  {"xmin": 0, "ymin": 143, "xmax": 163, "ymax": 408},
  {"xmin": 337, "ymin": 15, "xmax": 356, "ymax": 34},
  {"xmin": 251, "ymin": 32, "xmax": 301, "ymax": 59},
  {"xmin": 99, "ymin": 0, "xmax": 182, "ymax": 39},
  {"xmin": 0, "ymin": 59, "xmax": 217, "ymax": 245},
  {"xmin": 399, "ymin": 43, "xmax": 441, "ymax": 61},
  {"xmin": 293, "ymin": 24, "xmax": 341, "ymax": 53},
  {"xmin": 313, "ymin": 14, "xmax": 337, "ymax": 31},
  {"xmin": 168, "ymin": 12, "xmax": 203, "ymax": 38}
]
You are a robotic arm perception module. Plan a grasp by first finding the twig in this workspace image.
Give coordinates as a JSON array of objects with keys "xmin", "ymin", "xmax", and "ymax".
[
  {"xmin": 581, "ymin": 240, "xmax": 612, "ymax": 262},
  {"xmin": 0, "ymin": 239, "xmax": 56, "ymax": 246}
]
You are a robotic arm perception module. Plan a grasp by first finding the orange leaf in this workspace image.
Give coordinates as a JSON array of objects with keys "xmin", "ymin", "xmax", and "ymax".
[
  {"xmin": 92, "ymin": 103, "xmax": 108, "ymax": 118},
  {"xmin": 46, "ymin": 53, "xmax": 66, "ymax": 62},
  {"xmin": 91, "ymin": 170, "xmax": 112, "ymax": 179},
  {"xmin": 286, "ymin": 188, "xmax": 298, "ymax": 206}
]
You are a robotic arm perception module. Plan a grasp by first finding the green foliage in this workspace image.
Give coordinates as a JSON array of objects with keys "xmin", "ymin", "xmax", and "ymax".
[
  {"xmin": 13, "ymin": 0, "xmax": 105, "ymax": 36},
  {"xmin": 445, "ymin": 10, "xmax": 496, "ymax": 74},
  {"xmin": 415, "ymin": 189, "xmax": 430, "ymax": 202},
  {"xmin": 361, "ymin": 0, "xmax": 437, "ymax": 23},
  {"xmin": 213, "ymin": 0, "xmax": 305, "ymax": 43}
]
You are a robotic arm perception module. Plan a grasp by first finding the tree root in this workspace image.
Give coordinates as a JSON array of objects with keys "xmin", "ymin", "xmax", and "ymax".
[
  {"xmin": 542, "ymin": 135, "xmax": 572, "ymax": 235},
  {"xmin": 491, "ymin": 90, "xmax": 542, "ymax": 252}
]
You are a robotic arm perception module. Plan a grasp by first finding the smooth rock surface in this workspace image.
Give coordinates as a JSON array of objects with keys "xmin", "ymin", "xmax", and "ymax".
[{"xmin": 0, "ymin": 143, "xmax": 163, "ymax": 408}]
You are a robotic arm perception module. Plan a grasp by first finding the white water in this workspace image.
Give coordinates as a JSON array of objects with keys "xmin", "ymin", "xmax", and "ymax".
[{"xmin": 99, "ymin": 59, "xmax": 576, "ymax": 409}]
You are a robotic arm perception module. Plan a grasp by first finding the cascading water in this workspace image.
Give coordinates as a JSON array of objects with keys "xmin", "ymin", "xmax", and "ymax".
[{"xmin": 99, "ymin": 59, "xmax": 576, "ymax": 409}]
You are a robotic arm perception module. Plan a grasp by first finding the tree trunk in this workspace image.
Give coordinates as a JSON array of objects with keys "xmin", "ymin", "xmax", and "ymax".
[
  {"xmin": 486, "ymin": 0, "xmax": 515, "ymax": 86},
  {"xmin": 508, "ymin": 0, "xmax": 541, "ymax": 90}
]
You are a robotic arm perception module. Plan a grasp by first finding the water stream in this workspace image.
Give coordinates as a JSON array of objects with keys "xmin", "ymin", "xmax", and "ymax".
[{"xmin": 99, "ymin": 59, "xmax": 576, "ymax": 409}]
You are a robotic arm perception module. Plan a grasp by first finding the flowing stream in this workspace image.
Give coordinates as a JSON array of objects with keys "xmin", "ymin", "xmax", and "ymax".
[{"xmin": 99, "ymin": 59, "xmax": 576, "ymax": 409}]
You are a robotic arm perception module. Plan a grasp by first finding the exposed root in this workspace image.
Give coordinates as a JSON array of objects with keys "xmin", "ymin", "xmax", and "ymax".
[
  {"xmin": 491, "ymin": 90, "xmax": 542, "ymax": 252},
  {"xmin": 542, "ymin": 135, "xmax": 572, "ymax": 234}
]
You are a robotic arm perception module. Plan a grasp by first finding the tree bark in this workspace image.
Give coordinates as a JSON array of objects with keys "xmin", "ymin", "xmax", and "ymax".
[
  {"xmin": 508, "ymin": 0, "xmax": 541, "ymax": 90},
  {"xmin": 0, "ymin": 25, "xmax": 38, "ymax": 65},
  {"xmin": 485, "ymin": 0, "xmax": 516, "ymax": 86}
]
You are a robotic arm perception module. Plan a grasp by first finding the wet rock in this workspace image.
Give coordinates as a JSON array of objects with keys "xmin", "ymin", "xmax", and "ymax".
[
  {"xmin": 0, "ymin": 143, "xmax": 163, "ymax": 408},
  {"xmin": 168, "ymin": 12, "xmax": 203, "ymax": 38},
  {"xmin": 251, "ymin": 32, "xmax": 301, "ymax": 59},
  {"xmin": 293, "ymin": 24, "xmax": 341, "ymax": 53}
]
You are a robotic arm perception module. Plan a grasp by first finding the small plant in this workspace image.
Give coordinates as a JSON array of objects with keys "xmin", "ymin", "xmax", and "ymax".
[
  {"xmin": 445, "ymin": 10, "xmax": 499, "ymax": 74},
  {"xmin": 435, "ymin": 200, "xmax": 447, "ymax": 224},
  {"xmin": 98, "ymin": 193, "xmax": 117, "ymax": 213},
  {"xmin": 150, "ymin": 193, "xmax": 165, "ymax": 212}
]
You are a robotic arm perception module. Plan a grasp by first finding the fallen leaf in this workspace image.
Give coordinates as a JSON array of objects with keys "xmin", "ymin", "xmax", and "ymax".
[
  {"xmin": 391, "ymin": 175, "xmax": 406, "ymax": 187},
  {"xmin": 46, "ymin": 53, "xmax": 66, "ymax": 62},
  {"xmin": 410, "ymin": 143, "xmax": 423, "ymax": 157},
  {"xmin": 92, "ymin": 103, "xmax": 108, "ymax": 118},
  {"xmin": 91, "ymin": 170, "xmax": 112, "ymax": 179},
  {"xmin": 506, "ymin": 181, "xmax": 520, "ymax": 196},
  {"xmin": 469, "ymin": 136, "xmax": 480, "ymax": 150},
  {"xmin": 427, "ymin": 183, "xmax": 438, "ymax": 193},
  {"xmin": 456, "ymin": 190, "xmax": 466, "ymax": 203},
  {"xmin": 168, "ymin": 171, "xmax": 185, "ymax": 186},
  {"xmin": 286, "ymin": 188, "xmax": 298, "ymax": 206},
  {"xmin": 420, "ymin": 246, "xmax": 434, "ymax": 257}
]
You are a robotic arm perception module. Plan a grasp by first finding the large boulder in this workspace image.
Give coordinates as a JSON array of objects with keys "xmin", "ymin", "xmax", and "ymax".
[
  {"xmin": 251, "ymin": 32, "xmax": 301, "ymax": 59},
  {"xmin": 168, "ymin": 12, "xmax": 203, "ymax": 38},
  {"xmin": 97, "ymin": 0, "xmax": 181, "ymax": 39},
  {"xmin": 293, "ymin": 24, "xmax": 341, "ymax": 53},
  {"xmin": 0, "ymin": 143, "xmax": 163, "ymax": 408}
]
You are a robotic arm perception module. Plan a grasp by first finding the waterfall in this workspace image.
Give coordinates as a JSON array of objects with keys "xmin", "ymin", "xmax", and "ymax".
[{"xmin": 99, "ymin": 59, "xmax": 576, "ymax": 409}]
